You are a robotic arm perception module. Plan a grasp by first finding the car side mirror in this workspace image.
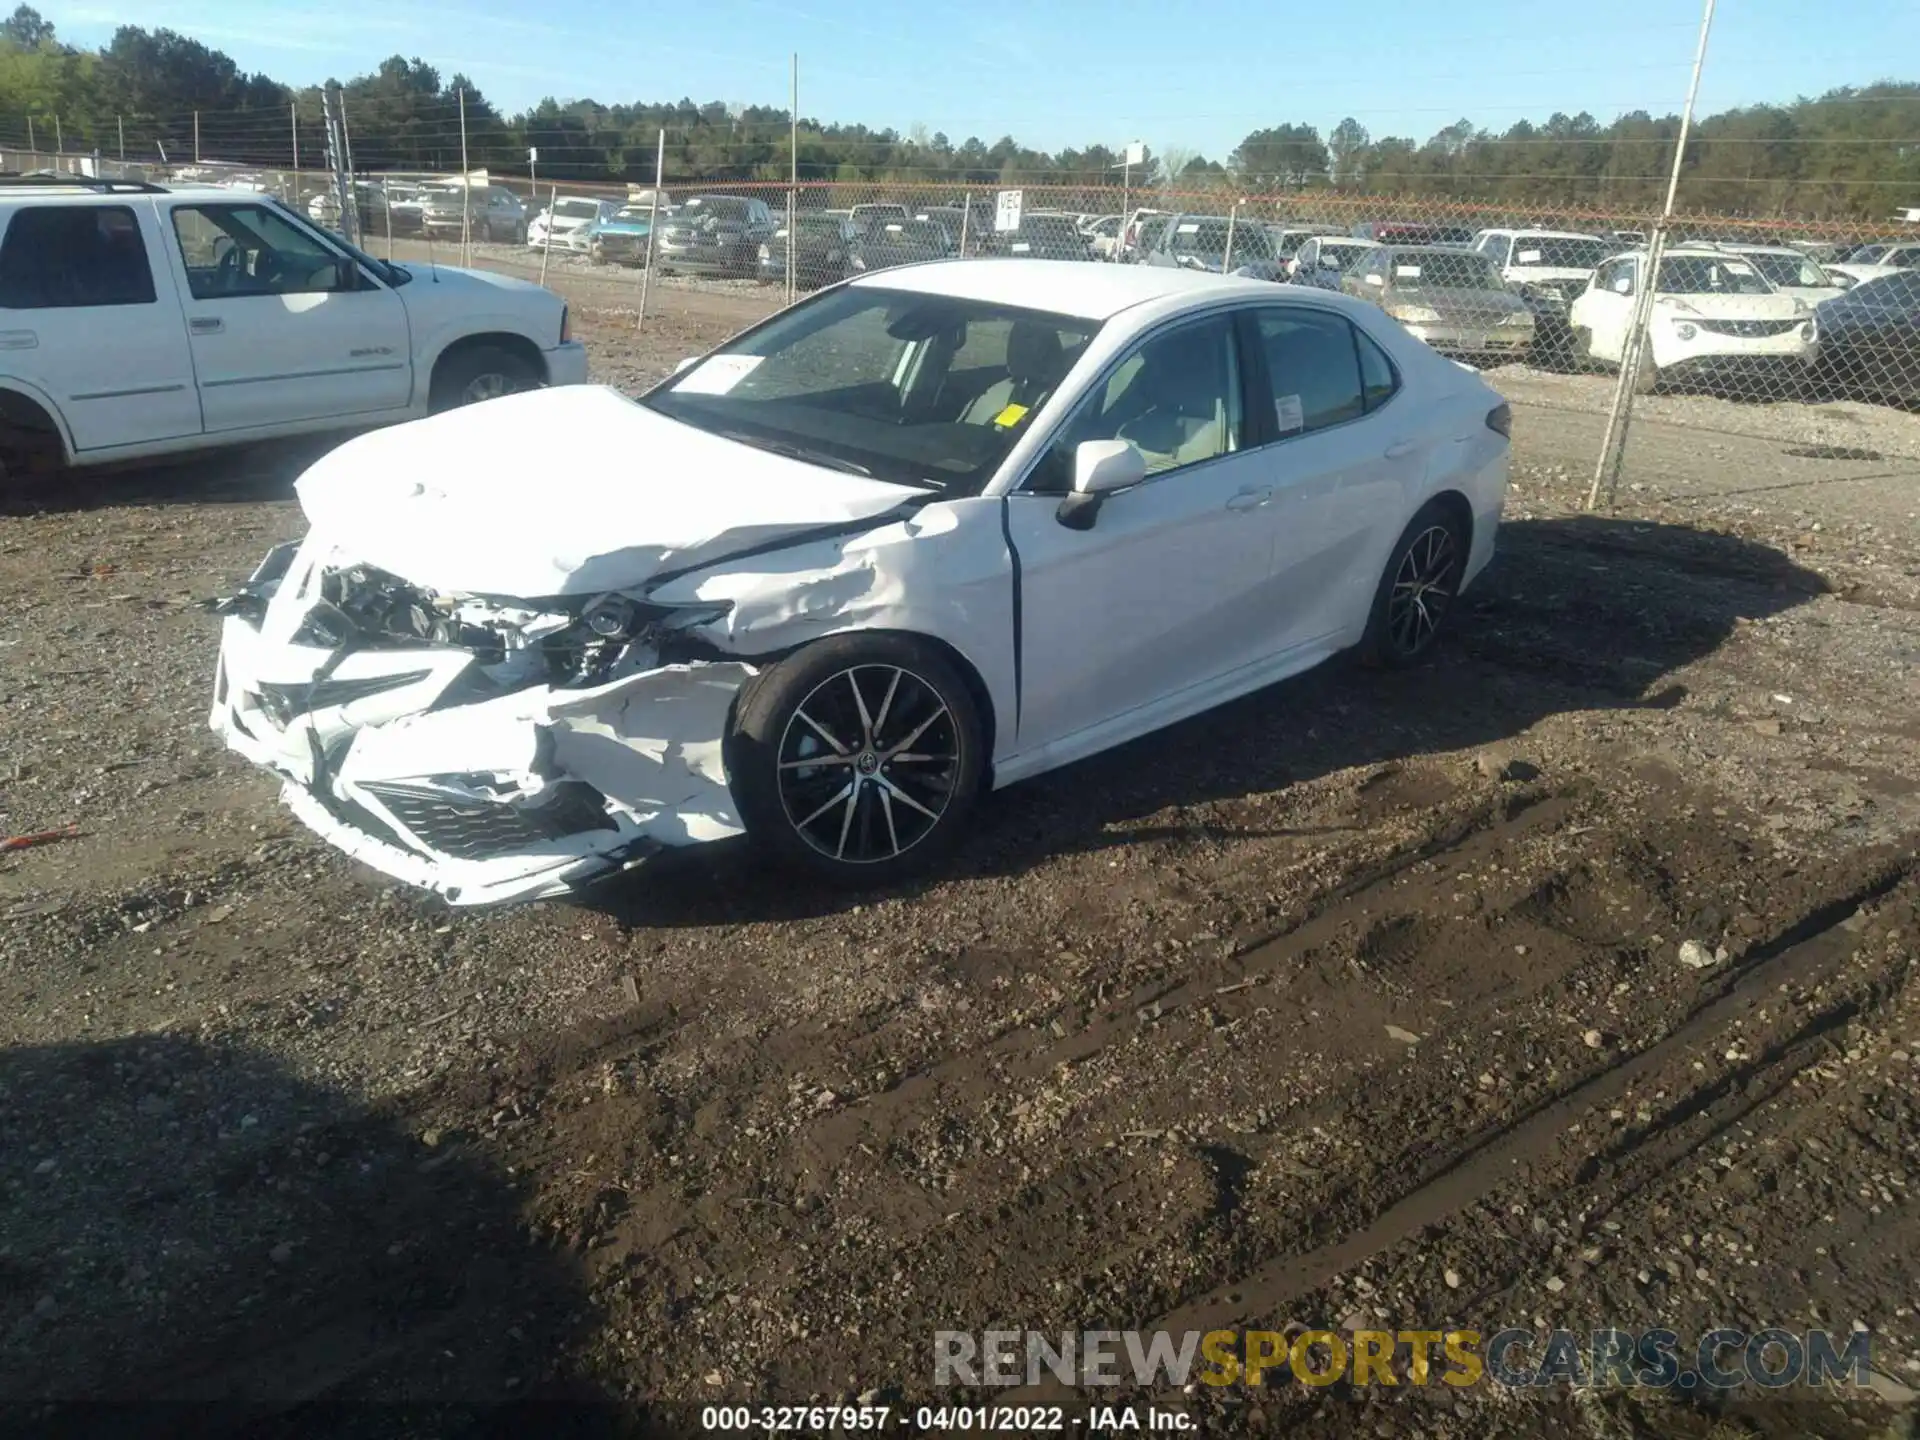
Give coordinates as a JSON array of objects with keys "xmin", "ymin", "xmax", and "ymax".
[
  {"xmin": 1056, "ymin": 440, "xmax": 1145, "ymax": 530},
  {"xmin": 334, "ymin": 256, "xmax": 358, "ymax": 291}
]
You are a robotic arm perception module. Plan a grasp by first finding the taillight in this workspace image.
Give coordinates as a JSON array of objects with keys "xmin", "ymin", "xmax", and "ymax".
[
  {"xmin": 1486, "ymin": 402, "xmax": 1512, "ymax": 437},
  {"xmin": 559, "ymin": 306, "xmax": 571, "ymax": 345}
]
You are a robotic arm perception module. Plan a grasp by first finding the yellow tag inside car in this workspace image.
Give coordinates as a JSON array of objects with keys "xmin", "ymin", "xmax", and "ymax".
[{"xmin": 993, "ymin": 403, "xmax": 1029, "ymax": 428}]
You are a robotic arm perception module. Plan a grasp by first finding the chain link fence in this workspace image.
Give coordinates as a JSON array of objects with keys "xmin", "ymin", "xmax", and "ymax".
[{"xmin": 5, "ymin": 133, "xmax": 1918, "ymax": 504}]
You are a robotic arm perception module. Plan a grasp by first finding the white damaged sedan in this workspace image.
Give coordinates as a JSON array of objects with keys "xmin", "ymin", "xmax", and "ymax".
[{"xmin": 211, "ymin": 261, "xmax": 1511, "ymax": 905}]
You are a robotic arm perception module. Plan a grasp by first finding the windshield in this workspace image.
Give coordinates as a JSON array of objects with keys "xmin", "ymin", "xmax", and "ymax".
[
  {"xmin": 681, "ymin": 197, "xmax": 749, "ymax": 221},
  {"xmin": 1740, "ymin": 252, "xmax": 1830, "ymax": 288},
  {"xmin": 1167, "ymin": 218, "xmax": 1273, "ymax": 259},
  {"xmin": 553, "ymin": 199, "xmax": 600, "ymax": 219},
  {"xmin": 1137, "ymin": 216, "xmax": 1172, "ymax": 246},
  {"xmin": 1510, "ymin": 236, "xmax": 1608, "ymax": 269},
  {"xmin": 612, "ymin": 206, "xmax": 651, "ymax": 222},
  {"xmin": 1656, "ymin": 256, "xmax": 1772, "ymax": 295},
  {"xmin": 1387, "ymin": 250, "xmax": 1502, "ymax": 290},
  {"xmin": 644, "ymin": 286, "xmax": 1101, "ymax": 495},
  {"xmin": 872, "ymin": 220, "xmax": 947, "ymax": 247},
  {"xmin": 1320, "ymin": 241, "xmax": 1370, "ymax": 270}
]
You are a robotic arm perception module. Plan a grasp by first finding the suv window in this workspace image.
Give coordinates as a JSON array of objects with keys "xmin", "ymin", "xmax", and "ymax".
[
  {"xmin": 0, "ymin": 205, "xmax": 156, "ymax": 309},
  {"xmin": 1032, "ymin": 316, "xmax": 1242, "ymax": 488},
  {"xmin": 172, "ymin": 204, "xmax": 349, "ymax": 300},
  {"xmin": 1594, "ymin": 258, "xmax": 1636, "ymax": 296},
  {"xmin": 1255, "ymin": 309, "xmax": 1365, "ymax": 433}
]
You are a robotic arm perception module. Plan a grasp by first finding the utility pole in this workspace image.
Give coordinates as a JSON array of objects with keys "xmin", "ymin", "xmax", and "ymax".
[
  {"xmin": 53, "ymin": 115, "xmax": 62, "ymax": 153},
  {"xmin": 339, "ymin": 96, "xmax": 359, "ymax": 247},
  {"xmin": 457, "ymin": 87, "xmax": 471, "ymax": 266},
  {"xmin": 116, "ymin": 114, "xmax": 124, "ymax": 161},
  {"xmin": 193, "ymin": 110, "xmax": 200, "ymax": 165},
  {"xmin": 289, "ymin": 101, "xmax": 300, "ymax": 209},
  {"xmin": 26, "ymin": 117, "xmax": 33, "ymax": 154}
]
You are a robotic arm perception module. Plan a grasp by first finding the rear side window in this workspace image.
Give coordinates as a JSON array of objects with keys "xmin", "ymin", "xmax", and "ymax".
[
  {"xmin": 0, "ymin": 205, "xmax": 156, "ymax": 309},
  {"xmin": 1255, "ymin": 310, "xmax": 1363, "ymax": 434},
  {"xmin": 1355, "ymin": 328, "xmax": 1399, "ymax": 411}
]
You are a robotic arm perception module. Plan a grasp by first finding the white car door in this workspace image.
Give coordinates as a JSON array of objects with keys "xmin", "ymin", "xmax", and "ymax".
[
  {"xmin": 162, "ymin": 199, "xmax": 413, "ymax": 434},
  {"xmin": 0, "ymin": 200, "xmax": 202, "ymax": 451},
  {"xmin": 1003, "ymin": 311, "xmax": 1289, "ymax": 748},
  {"xmin": 1574, "ymin": 256, "xmax": 1637, "ymax": 362},
  {"xmin": 1247, "ymin": 305, "xmax": 1419, "ymax": 648}
]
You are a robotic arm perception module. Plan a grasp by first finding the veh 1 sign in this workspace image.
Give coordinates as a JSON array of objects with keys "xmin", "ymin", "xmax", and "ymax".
[
  {"xmin": 994, "ymin": 189, "xmax": 1023, "ymax": 234},
  {"xmin": 1125, "ymin": 141, "xmax": 1147, "ymax": 168},
  {"xmin": 528, "ymin": 147, "xmax": 539, "ymax": 165}
]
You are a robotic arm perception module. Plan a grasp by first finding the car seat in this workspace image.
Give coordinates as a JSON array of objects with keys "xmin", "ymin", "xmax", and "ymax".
[{"xmin": 962, "ymin": 321, "xmax": 1066, "ymax": 425}]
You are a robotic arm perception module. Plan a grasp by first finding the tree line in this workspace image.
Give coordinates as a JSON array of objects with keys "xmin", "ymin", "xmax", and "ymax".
[{"xmin": 3, "ymin": 5, "xmax": 1917, "ymax": 219}]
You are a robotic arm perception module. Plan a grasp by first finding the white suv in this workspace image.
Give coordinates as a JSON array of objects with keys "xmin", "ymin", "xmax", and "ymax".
[
  {"xmin": 1568, "ymin": 245, "xmax": 1813, "ymax": 391},
  {"xmin": 0, "ymin": 178, "xmax": 588, "ymax": 483}
]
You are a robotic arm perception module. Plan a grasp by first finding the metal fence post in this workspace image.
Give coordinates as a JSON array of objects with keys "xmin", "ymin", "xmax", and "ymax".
[
  {"xmin": 193, "ymin": 110, "xmax": 200, "ymax": 164},
  {"xmin": 457, "ymin": 87, "xmax": 471, "ymax": 267},
  {"xmin": 116, "ymin": 114, "xmax": 124, "ymax": 161},
  {"xmin": 787, "ymin": 52, "xmax": 798, "ymax": 306},
  {"xmin": 1587, "ymin": 0, "xmax": 1718, "ymax": 511},
  {"xmin": 636, "ymin": 129, "xmax": 665, "ymax": 332},
  {"xmin": 539, "ymin": 183, "xmax": 558, "ymax": 289}
]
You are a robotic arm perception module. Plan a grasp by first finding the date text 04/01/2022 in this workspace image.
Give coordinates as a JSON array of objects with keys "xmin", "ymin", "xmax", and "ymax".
[{"xmin": 697, "ymin": 1403, "xmax": 1197, "ymax": 1431}]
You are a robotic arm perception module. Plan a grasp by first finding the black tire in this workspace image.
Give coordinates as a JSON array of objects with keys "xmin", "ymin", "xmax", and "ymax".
[
  {"xmin": 1358, "ymin": 500, "xmax": 1470, "ymax": 668},
  {"xmin": 428, "ymin": 344, "xmax": 540, "ymax": 413},
  {"xmin": 728, "ymin": 633, "xmax": 986, "ymax": 886}
]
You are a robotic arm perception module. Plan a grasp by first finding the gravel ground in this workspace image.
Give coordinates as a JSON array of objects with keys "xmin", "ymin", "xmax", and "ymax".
[{"xmin": 2, "ymin": 290, "xmax": 1918, "ymax": 1437}]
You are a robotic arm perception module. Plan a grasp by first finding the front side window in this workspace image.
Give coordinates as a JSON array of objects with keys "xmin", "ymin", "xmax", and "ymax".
[
  {"xmin": 646, "ymin": 286, "xmax": 1099, "ymax": 495},
  {"xmin": 0, "ymin": 204, "xmax": 155, "ymax": 309},
  {"xmin": 1029, "ymin": 316, "xmax": 1243, "ymax": 491},
  {"xmin": 171, "ymin": 204, "xmax": 348, "ymax": 300},
  {"xmin": 1256, "ymin": 310, "xmax": 1365, "ymax": 433}
]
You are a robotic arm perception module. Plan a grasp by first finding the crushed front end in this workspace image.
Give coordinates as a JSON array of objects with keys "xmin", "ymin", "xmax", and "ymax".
[{"xmin": 209, "ymin": 536, "xmax": 754, "ymax": 906}]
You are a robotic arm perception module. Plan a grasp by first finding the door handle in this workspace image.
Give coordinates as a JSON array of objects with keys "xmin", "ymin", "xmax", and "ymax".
[
  {"xmin": 190, "ymin": 316, "xmax": 224, "ymax": 335},
  {"xmin": 1384, "ymin": 439, "xmax": 1419, "ymax": 459},
  {"xmin": 0, "ymin": 330, "xmax": 37, "ymax": 350},
  {"xmin": 1226, "ymin": 486, "xmax": 1275, "ymax": 511}
]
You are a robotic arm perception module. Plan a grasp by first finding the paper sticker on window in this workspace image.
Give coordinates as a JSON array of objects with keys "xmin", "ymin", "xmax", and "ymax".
[
  {"xmin": 1011, "ymin": 241, "xmax": 1032, "ymax": 253},
  {"xmin": 1516, "ymin": 248, "xmax": 1543, "ymax": 263},
  {"xmin": 993, "ymin": 402, "xmax": 1030, "ymax": 429},
  {"xmin": 674, "ymin": 354, "xmax": 763, "ymax": 395},
  {"xmin": 1176, "ymin": 222, "xmax": 1201, "ymax": 235},
  {"xmin": 1274, "ymin": 394, "xmax": 1304, "ymax": 434},
  {"xmin": 1394, "ymin": 264, "xmax": 1422, "ymax": 278}
]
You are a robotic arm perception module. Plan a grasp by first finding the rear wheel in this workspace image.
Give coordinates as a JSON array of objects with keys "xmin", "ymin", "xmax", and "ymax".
[
  {"xmin": 1358, "ymin": 500, "xmax": 1469, "ymax": 668},
  {"xmin": 429, "ymin": 344, "xmax": 539, "ymax": 412},
  {"xmin": 728, "ymin": 633, "xmax": 985, "ymax": 886}
]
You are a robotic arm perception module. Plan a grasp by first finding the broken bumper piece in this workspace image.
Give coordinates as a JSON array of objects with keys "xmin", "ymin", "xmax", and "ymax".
[{"xmin": 210, "ymin": 596, "xmax": 755, "ymax": 907}]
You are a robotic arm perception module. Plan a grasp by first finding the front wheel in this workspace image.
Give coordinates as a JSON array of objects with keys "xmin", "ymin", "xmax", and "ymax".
[
  {"xmin": 728, "ymin": 634, "xmax": 985, "ymax": 886},
  {"xmin": 1358, "ymin": 501, "xmax": 1469, "ymax": 668},
  {"xmin": 429, "ymin": 344, "xmax": 540, "ymax": 412}
]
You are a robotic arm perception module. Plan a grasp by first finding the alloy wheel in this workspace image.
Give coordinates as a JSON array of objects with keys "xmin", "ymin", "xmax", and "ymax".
[
  {"xmin": 459, "ymin": 372, "xmax": 514, "ymax": 405},
  {"xmin": 775, "ymin": 664, "xmax": 962, "ymax": 863},
  {"xmin": 1386, "ymin": 525, "xmax": 1461, "ymax": 657}
]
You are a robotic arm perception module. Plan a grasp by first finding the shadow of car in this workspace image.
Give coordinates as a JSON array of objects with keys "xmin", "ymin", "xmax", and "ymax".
[{"xmin": 580, "ymin": 513, "xmax": 1828, "ymax": 929}]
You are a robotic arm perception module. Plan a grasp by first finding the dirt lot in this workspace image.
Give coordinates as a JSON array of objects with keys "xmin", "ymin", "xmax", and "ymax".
[{"xmin": 3, "ymin": 278, "xmax": 1920, "ymax": 1438}]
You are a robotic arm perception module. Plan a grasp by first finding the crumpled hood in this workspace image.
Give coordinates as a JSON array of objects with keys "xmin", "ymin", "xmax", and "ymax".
[{"xmin": 293, "ymin": 385, "xmax": 926, "ymax": 598}]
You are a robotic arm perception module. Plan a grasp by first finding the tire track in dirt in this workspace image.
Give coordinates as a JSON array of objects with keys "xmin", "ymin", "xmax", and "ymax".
[{"xmin": 1128, "ymin": 849, "xmax": 1917, "ymax": 1345}]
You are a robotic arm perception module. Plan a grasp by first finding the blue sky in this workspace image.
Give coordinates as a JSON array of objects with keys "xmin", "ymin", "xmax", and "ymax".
[{"xmin": 40, "ymin": 0, "xmax": 1920, "ymax": 159}]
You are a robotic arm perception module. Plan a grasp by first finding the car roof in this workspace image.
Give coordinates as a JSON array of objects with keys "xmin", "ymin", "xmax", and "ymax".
[
  {"xmin": 842, "ymin": 258, "xmax": 1283, "ymax": 320},
  {"xmin": 1503, "ymin": 229, "xmax": 1607, "ymax": 242}
]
